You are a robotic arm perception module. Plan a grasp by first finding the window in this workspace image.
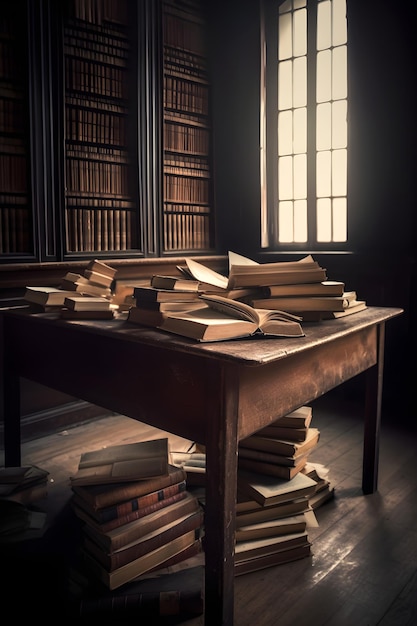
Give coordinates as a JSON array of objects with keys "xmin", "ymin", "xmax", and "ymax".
[{"xmin": 262, "ymin": 0, "xmax": 348, "ymax": 249}]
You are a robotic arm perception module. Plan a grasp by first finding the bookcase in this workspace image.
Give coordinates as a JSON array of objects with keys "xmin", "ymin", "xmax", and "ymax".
[
  {"xmin": 0, "ymin": 0, "xmax": 215, "ymax": 264},
  {"xmin": 0, "ymin": 4, "xmax": 32, "ymax": 256},
  {"xmin": 162, "ymin": 0, "xmax": 214, "ymax": 252},
  {"xmin": 63, "ymin": 0, "xmax": 139, "ymax": 253}
]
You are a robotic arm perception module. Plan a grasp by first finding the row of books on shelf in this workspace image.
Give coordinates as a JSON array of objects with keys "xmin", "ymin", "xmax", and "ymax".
[
  {"xmin": 164, "ymin": 122, "xmax": 210, "ymax": 154},
  {"xmin": 66, "ymin": 404, "xmax": 334, "ymax": 591}
]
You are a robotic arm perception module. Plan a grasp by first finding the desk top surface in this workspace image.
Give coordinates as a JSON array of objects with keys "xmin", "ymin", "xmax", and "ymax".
[{"xmin": 3, "ymin": 306, "xmax": 403, "ymax": 367}]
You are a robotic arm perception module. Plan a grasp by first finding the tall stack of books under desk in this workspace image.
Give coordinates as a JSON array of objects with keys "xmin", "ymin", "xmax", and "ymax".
[
  {"xmin": 171, "ymin": 405, "xmax": 335, "ymax": 575},
  {"xmin": 69, "ymin": 438, "xmax": 204, "ymax": 592}
]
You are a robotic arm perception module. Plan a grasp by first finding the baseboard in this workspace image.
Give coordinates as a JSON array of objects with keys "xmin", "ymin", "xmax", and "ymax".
[{"xmin": 0, "ymin": 400, "xmax": 114, "ymax": 445}]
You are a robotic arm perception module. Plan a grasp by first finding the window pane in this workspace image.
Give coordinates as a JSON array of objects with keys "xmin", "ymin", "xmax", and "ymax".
[
  {"xmin": 316, "ymin": 102, "xmax": 331, "ymax": 150},
  {"xmin": 317, "ymin": 0, "xmax": 331, "ymax": 51},
  {"xmin": 279, "ymin": 156, "xmax": 293, "ymax": 200},
  {"xmin": 278, "ymin": 110, "xmax": 293, "ymax": 155},
  {"xmin": 333, "ymin": 0, "xmax": 347, "ymax": 46},
  {"xmin": 316, "ymin": 150, "xmax": 331, "ymax": 197},
  {"xmin": 333, "ymin": 197, "xmax": 347, "ymax": 241},
  {"xmin": 332, "ymin": 149, "xmax": 347, "ymax": 195},
  {"xmin": 294, "ymin": 153, "xmax": 307, "ymax": 199},
  {"xmin": 293, "ymin": 107, "xmax": 307, "ymax": 153},
  {"xmin": 279, "ymin": 60, "xmax": 293, "ymax": 109},
  {"xmin": 316, "ymin": 50, "xmax": 331, "ymax": 103},
  {"xmin": 317, "ymin": 198, "xmax": 332, "ymax": 241},
  {"xmin": 279, "ymin": 200, "xmax": 294, "ymax": 242},
  {"xmin": 294, "ymin": 199, "xmax": 307, "ymax": 241},
  {"xmin": 293, "ymin": 8, "xmax": 307, "ymax": 57},
  {"xmin": 332, "ymin": 45, "xmax": 347, "ymax": 100},
  {"xmin": 332, "ymin": 100, "xmax": 347, "ymax": 148},
  {"xmin": 279, "ymin": 12, "xmax": 292, "ymax": 60},
  {"xmin": 293, "ymin": 56, "xmax": 307, "ymax": 107}
]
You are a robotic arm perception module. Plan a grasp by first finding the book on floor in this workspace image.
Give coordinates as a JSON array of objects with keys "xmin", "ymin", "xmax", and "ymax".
[
  {"xmin": 235, "ymin": 530, "xmax": 311, "ymax": 562},
  {"xmin": 72, "ymin": 479, "xmax": 187, "ymax": 524},
  {"xmin": 237, "ymin": 469, "xmax": 318, "ymax": 507},
  {"xmin": 234, "ymin": 542, "xmax": 312, "ymax": 576},
  {"xmin": 236, "ymin": 496, "xmax": 311, "ymax": 527},
  {"xmin": 70, "ymin": 438, "xmax": 169, "ymax": 487},
  {"xmin": 235, "ymin": 513, "xmax": 308, "ymax": 542},
  {"xmin": 71, "ymin": 464, "xmax": 187, "ymax": 510},
  {"xmin": 237, "ymin": 455, "xmax": 309, "ymax": 480},
  {"xmin": 83, "ymin": 508, "xmax": 204, "ymax": 571},
  {"xmin": 157, "ymin": 293, "xmax": 304, "ymax": 342},
  {"xmin": 83, "ymin": 529, "xmax": 201, "ymax": 590},
  {"xmin": 81, "ymin": 491, "xmax": 202, "ymax": 553},
  {"xmin": 239, "ymin": 427, "xmax": 320, "ymax": 458}
]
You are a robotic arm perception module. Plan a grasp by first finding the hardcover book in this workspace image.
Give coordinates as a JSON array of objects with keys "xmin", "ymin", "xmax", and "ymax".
[
  {"xmin": 72, "ymin": 464, "xmax": 187, "ymax": 510},
  {"xmin": 237, "ymin": 470, "xmax": 318, "ymax": 507},
  {"xmin": 157, "ymin": 294, "xmax": 304, "ymax": 342},
  {"xmin": 70, "ymin": 439, "xmax": 169, "ymax": 487}
]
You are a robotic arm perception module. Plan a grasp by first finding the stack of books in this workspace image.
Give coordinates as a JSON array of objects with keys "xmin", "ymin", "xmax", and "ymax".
[
  {"xmin": 126, "ymin": 278, "xmax": 206, "ymax": 328},
  {"xmin": 70, "ymin": 438, "xmax": 204, "ymax": 590},
  {"xmin": 238, "ymin": 406, "xmax": 320, "ymax": 480},
  {"xmin": 60, "ymin": 259, "xmax": 117, "ymax": 299},
  {"xmin": 178, "ymin": 252, "xmax": 367, "ymax": 321},
  {"xmin": 234, "ymin": 469, "xmax": 318, "ymax": 574}
]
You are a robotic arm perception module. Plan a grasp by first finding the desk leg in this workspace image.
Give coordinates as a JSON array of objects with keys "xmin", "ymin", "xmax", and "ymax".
[
  {"xmin": 362, "ymin": 322, "xmax": 385, "ymax": 494},
  {"xmin": 203, "ymin": 369, "xmax": 239, "ymax": 626}
]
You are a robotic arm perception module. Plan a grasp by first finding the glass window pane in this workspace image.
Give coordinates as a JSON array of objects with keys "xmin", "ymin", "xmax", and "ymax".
[
  {"xmin": 278, "ymin": 110, "xmax": 293, "ymax": 155},
  {"xmin": 293, "ymin": 56, "xmax": 307, "ymax": 107},
  {"xmin": 294, "ymin": 153, "xmax": 307, "ymax": 199},
  {"xmin": 317, "ymin": 198, "xmax": 332, "ymax": 241},
  {"xmin": 293, "ymin": 8, "xmax": 307, "ymax": 57},
  {"xmin": 333, "ymin": 0, "xmax": 347, "ymax": 46},
  {"xmin": 293, "ymin": 107, "xmax": 307, "ymax": 153},
  {"xmin": 279, "ymin": 156, "xmax": 293, "ymax": 200},
  {"xmin": 279, "ymin": 0, "xmax": 292, "ymax": 14},
  {"xmin": 294, "ymin": 0, "xmax": 307, "ymax": 10},
  {"xmin": 332, "ymin": 149, "xmax": 347, "ymax": 195},
  {"xmin": 333, "ymin": 46, "xmax": 347, "ymax": 100},
  {"xmin": 316, "ymin": 150, "xmax": 331, "ymax": 197},
  {"xmin": 316, "ymin": 50, "xmax": 331, "ymax": 103},
  {"xmin": 317, "ymin": 0, "xmax": 331, "ymax": 51},
  {"xmin": 279, "ymin": 60, "xmax": 293, "ymax": 109},
  {"xmin": 333, "ymin": 197, "xmax": 347, "ymax": 241},
  {"xmin": 332, "ymin": 100, "xmax": 347, "ymax": 148},
  {"xmin": 294, "ymin": 199, "xmax": 307, "ymax": 241},
  {"xmin": 279, "ymin": 200, "xmax": 294, "ymax": 242},
  {"xmin": 316, "ymin": 102, "xmax": 331, "ymax": 150},
  {"xmin": 279, "ymin": 12, "xmax": 292, "ymax": 60}
]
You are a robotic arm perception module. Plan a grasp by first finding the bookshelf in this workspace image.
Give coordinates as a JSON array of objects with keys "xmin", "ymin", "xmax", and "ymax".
[
  {"xmin": 62, "ymin": 0, "xmax": 139, "ymax": 253},
  {"xmin": 0, "ymin": 4, "xmax": 31, "ymax": 256},
  {"xmin": 162, "ymin": 0, "xmax": 214, "ymax": 252}
]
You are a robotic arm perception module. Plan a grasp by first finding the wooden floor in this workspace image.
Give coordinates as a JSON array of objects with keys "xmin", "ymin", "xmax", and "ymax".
[{"xmin": 1, "ymin": 386, "xmax": 417, "ymax": 625}]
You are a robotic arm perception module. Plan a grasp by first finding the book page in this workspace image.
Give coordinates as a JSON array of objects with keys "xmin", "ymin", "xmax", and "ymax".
[
  {"xmin": 228, "ymin": 251, "xmax": 259, "ymax": 269},
  {"xmin": 185, "ymin": 259, "xmax": 228, "ymax": 290},
  {"xmin": 198, "ymin": 294, "xmax": 258, "ymax": 323}
]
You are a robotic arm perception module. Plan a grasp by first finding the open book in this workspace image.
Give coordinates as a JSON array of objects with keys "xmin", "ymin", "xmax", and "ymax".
[
  {"xmin": 183, "ymin": 252, "xmax": 327, "ymax": 291},
  {"xmin": 157, "ymin": 294, "xmax": 304, "ymax": 342}
]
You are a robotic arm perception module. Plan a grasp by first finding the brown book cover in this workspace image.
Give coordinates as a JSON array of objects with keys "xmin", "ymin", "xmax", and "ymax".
[
  {"xmin": 84, "ymin": 508, "xmax": 204, "ymax": 571},
  {"xmin": 235, "ymin": 497, "xmax": 310, "ymax": 527},
  {"xmin": 237, "ymin": 470, "xmax": 318, "ymax": 507},
  {"xmin": 70, "ymin": 439, "xmax": 169, "ymax": 486},
  {"xmin": 83, "ymin": 529, "xmax": 200, "ymax": 590},
  {"xmin": 234, "ymin": 543, "xmax": 312, "ymax": 576},
  {"xmin": 235, "ymin": 513, "xmax": 307, "ymax": 543},
  {"xmin": 239, "ymin": 427, "xmax": 320, "ymax": 458},
  {"xmin": 72, "ymin": 464, "xmax": 187, "ymax": 510},
  {"xmin": 73, "ymin": 479, "xmax": 187, "ymax": 524},
  {"xmin": 238, "ymin": 456, "xmax": 308, "ymax": 480},
  {"xmin": 72, "ymin": 490, "xmax": 189, "ymax": 533},
  {"xmin": 82, "ymin": 492, "xmax": 202, "ymax": 553}
]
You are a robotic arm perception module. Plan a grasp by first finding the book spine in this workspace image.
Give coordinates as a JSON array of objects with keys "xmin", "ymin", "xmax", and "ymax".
[
  {"xmin": 96, "ymin": 491, "xmax": 189, "ymax": 533},
  {"xmin": 91, "ymin": 480, "xmax": 187, "ymax": 523},
  {"xmin": 76, "ymin": 588, "xmax": 204, "ymax": 620},
  {"xmin": 86, "ymin": 510, "xmax": 204, "ymax": 570},
  {"xmin": 238, "ymin": 458, "xmax": 304, "ymax": 480},
  {"xmin": 75, "ymin": 466, "xmax": 187, "ymax": 509},
  {"xmin": 89, "ymin": 494, "xmax": 201, "ymax": 552}
]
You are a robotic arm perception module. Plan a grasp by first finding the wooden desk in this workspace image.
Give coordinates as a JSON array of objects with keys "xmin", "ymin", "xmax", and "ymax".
[{"xmin": 1, "ymin": 306, "xmax": 402, "ymax": 625}]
